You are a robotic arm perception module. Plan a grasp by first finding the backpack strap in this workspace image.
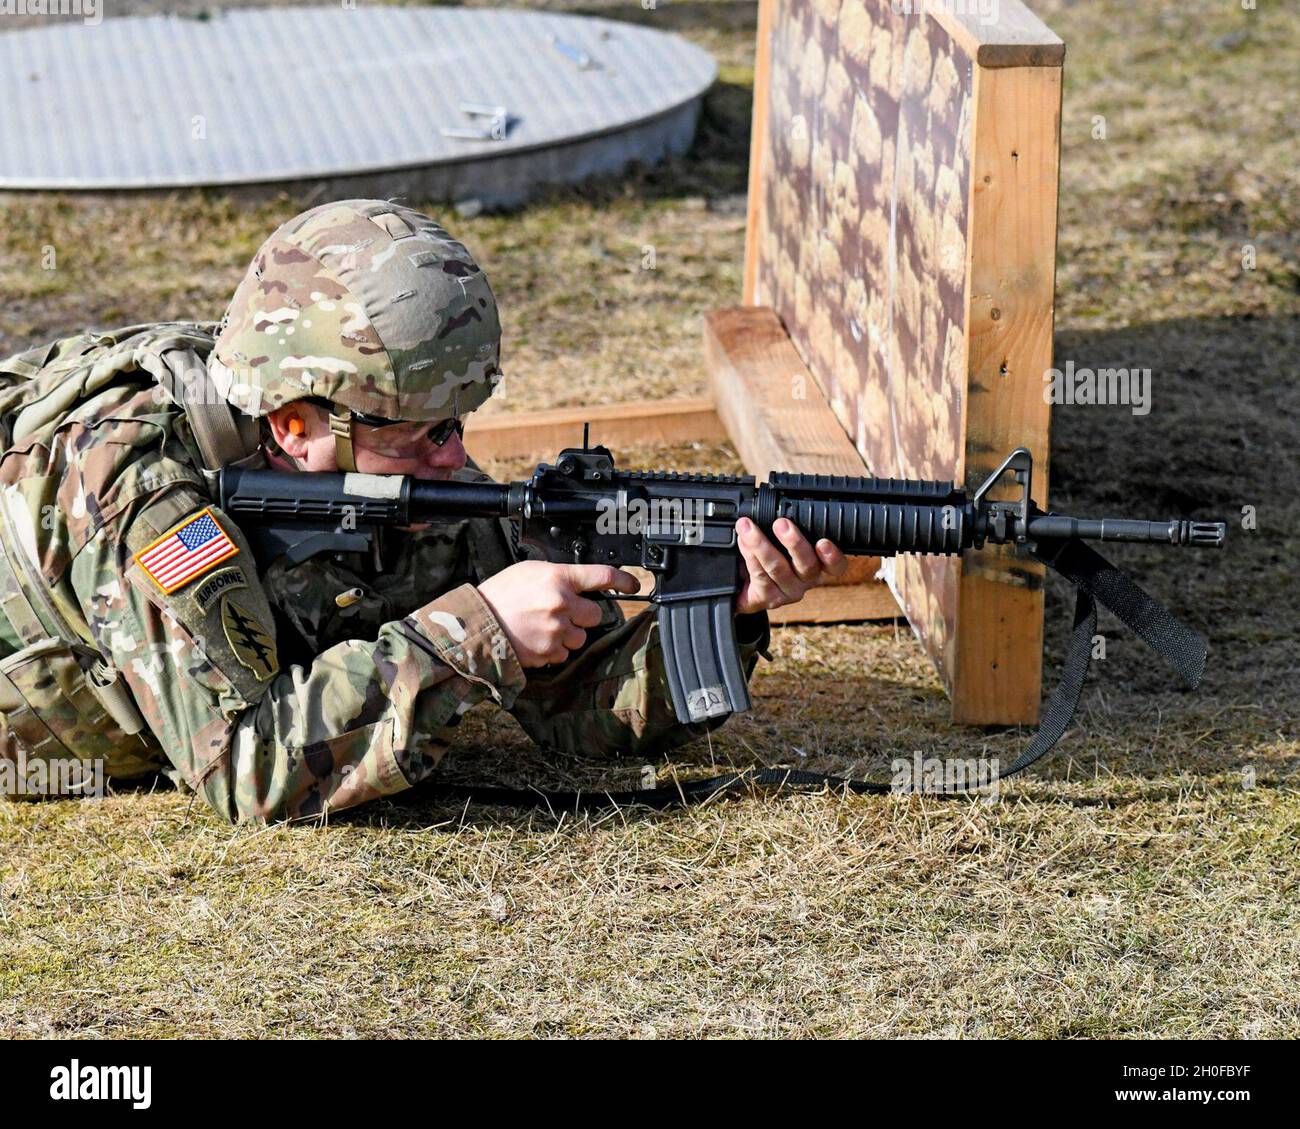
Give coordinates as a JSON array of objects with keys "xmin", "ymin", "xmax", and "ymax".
[{"xmin": 128, "ymin": 324, "xmax": 262, "ymax": 482}]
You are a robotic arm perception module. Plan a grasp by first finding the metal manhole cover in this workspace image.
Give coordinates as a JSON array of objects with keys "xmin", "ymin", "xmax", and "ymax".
[{"xmin": 0, "ymin": 6, "xmax": 718, "ymax": 190}]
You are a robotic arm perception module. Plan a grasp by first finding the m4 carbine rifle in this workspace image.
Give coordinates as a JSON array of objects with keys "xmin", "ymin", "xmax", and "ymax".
[{"xmin": 220, "ymin": 442, "xmax": 1225, "ymax": 787}]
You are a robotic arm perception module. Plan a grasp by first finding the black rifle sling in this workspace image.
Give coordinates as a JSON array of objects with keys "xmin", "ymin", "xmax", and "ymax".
[
  {"xmin": 1031, "ymin": 535, "xmax": 1208, "ymax": 689},
  {"xmin": 432, "ymin": 538, "xmax": 1209, "ymax": 810}
]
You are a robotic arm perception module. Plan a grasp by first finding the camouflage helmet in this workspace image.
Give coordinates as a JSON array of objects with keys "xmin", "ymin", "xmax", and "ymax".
[{"xmin": 211, "ymin": 199, "xmax": 501, "ymax": 466}]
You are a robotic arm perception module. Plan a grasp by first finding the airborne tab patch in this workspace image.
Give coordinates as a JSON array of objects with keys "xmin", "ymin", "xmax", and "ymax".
[
  {"xmin": 134, "ymin": 509, "xmax": 239, "ymax": 594},
  {"xmin": 194, "ymin": 566, "xmax": 249, "ymax": 613}
]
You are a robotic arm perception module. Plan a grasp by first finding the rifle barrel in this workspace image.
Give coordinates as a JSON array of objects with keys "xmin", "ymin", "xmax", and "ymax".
[{"xmin": 1026, "ymin": 515, "xmax": 1227, "ymax": 547}]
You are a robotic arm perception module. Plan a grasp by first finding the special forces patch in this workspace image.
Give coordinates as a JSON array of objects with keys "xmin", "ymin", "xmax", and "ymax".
[{"xmin": 220, "ymin": 594, "xmax": 279, "ymax": 681}]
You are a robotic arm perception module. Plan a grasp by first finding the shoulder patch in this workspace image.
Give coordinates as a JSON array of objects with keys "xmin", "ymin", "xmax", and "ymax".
[
  {"xmin": 221, "ymin": 594, "xmax": 279, "ymax": 681},
  {"xmin": 134, "ymin": 509, "xmax": 239, "ymax": 595},
  {"xmin": 193, "ymin": 566, "xmax": 249, "ymax": 613}
]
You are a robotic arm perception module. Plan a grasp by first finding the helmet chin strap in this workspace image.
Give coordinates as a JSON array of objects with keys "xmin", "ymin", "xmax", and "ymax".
[{"xmin": 328, "ymin": 410, "xmax": 357, "ymax": 473}]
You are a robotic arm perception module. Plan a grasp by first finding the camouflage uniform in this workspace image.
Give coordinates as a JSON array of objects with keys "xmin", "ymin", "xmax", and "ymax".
[{"xmin": 0, "ymin": 202, "xmax": 768, "ymax": 823}]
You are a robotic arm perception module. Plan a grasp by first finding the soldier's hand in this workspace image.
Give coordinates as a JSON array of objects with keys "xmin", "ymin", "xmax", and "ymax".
[
  {"xmin": 477, "ymin": 561, "xmax": 640, "ymax": 668},
  {"xmin": 734, "ymin": 517, "xmax": 849, "ymax": 615}
]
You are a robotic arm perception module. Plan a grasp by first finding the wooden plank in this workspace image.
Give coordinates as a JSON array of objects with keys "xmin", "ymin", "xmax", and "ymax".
[
  {"xmin": 464, "ymin": 397, "xmax": 726, "ymax": 462},
  {"xmin": 927, "ymin": 2, "xmax": 1065, "ymax": 68},
  {"xmin": 706, "ymin": 306, "xmax": 870, "ymax": 479},
  {"xmin": 704, "ymin": 306, "xmax": 899, "ymax": 621},
  {"xmin": 742, "ymin": 0, "xmax": 777, "ymax": 304},
  {"xmin": 946, "ymin": 60, "xmax": 1061, "ymax": 724},
  {"xmin": 767, "ymin": 566, "xmax": 900, "ymax": 623}
]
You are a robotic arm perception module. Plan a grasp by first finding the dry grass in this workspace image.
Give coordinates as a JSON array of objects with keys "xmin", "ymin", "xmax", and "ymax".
[{"xmin": 0, "ymin": 0, "xmax": 1297, "ymax": 1038}]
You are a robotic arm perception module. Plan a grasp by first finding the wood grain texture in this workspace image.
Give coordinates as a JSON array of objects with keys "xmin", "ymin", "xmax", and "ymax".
[
  {"xmin": 766, "ymin": 564, "xmax": 901, "ymax": 623},
  {"xmin": 704, "ymin": 306, "xmax": 899, "ymax": 620},
  {"xmin": 466, "ymin": 398, "xmax": 726, "ymax": 461},
  {"xmin": 926, "ymin": 1, "xmax": 1064, "ymax": 68},
  {"xmin": 706, "ymin": 306, "xmax": 881, "ymax": 478},
  {"xmin": 948, "ymin": 60, "xmax": 1060, "ymax": 723}
]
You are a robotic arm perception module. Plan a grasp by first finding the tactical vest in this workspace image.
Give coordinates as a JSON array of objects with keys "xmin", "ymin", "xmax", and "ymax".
[{"xmin": 0, "ymin": 322, "xmax": 258, "ymax": 790}]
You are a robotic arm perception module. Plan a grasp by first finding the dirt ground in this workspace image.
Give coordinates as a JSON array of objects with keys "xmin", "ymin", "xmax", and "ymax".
[{"xmin": 0, "ymin": 0, "xmax": 1296, "ymax": 1038}]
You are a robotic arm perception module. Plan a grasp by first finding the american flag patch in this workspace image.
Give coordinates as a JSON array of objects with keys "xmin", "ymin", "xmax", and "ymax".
[{"xmin": 134, "ymin": 509, "xmax": 239, "ymax": 595}]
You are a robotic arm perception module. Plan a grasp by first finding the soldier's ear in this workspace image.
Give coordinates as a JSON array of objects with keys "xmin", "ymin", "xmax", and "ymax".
[{"xmin": 267, "ymin": 405, "xmax": 313, "ymax": 457}]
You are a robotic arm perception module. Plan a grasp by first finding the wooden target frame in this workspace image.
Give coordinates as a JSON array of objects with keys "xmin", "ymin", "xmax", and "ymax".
[{"xmin": 734, "ymin": 0, "xmax": 1064, "ymax": 724}]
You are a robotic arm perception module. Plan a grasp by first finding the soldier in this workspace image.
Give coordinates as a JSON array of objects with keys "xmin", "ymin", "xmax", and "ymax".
[{"xmin": 0, "ymin": 200, "xmax": 847, "ymax": 822}]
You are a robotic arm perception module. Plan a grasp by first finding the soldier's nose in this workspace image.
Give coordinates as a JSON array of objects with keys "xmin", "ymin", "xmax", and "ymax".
[{"xmin": 427, "ymin": 431, "xmax": 467, "ymax": 470}]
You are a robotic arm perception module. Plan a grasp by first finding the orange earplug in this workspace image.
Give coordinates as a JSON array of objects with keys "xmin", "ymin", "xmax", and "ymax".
[{"xmin": 287, "ymin": 416, "xmax": 306, "ymax": 436}]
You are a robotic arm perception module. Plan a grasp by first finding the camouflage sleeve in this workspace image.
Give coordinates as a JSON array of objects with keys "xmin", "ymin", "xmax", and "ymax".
[
  {"xmin": 450, "ymin": 500, "xmax": 772, "ymax": 760},
  {"xmin": 507, "ymin": 597, "xmax": 771, "ymax": 758},
  {"xmin": 71, "ymin": 487, "xmax": 525, "ymax": 823}
]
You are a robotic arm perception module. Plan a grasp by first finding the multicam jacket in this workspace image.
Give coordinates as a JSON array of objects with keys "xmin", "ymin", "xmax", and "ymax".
[{"xmin": 0, "ymin": 324, "xmax": 768, "ymax": 822}]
